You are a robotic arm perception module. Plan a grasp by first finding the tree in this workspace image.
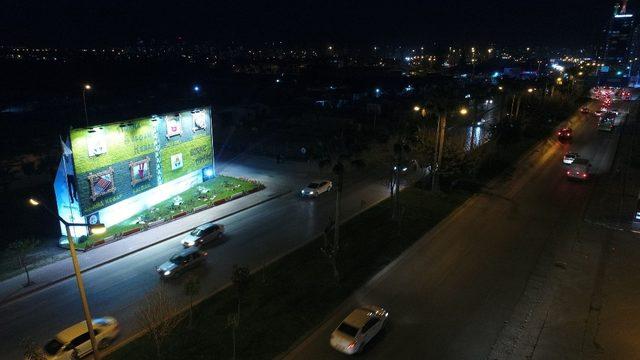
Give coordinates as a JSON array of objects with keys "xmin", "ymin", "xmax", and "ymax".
[
  {"xmin": 8, "ymin": 238, "xmax": 39, "ymax": 287},
  {"xmin": 226, "ymin": 312, "xmax": 239, "ymax": 360},
  {"xmin": 20, "ymin": 338, "xmax": 46, "ymax": 360},
  {"xmin": 320, "ymin": 217, "xmax": 339, "ymax": 282},
  {"xmin": 183, "ymin": 275, "xmax": 201, "ymax": 329},
  {"xmin": 136, "ymin": 284, "xmax": 184, "ymax": 360},
  {"xmin": 231, "ymin": 265, "xmax": 251, "ymax": 319}
]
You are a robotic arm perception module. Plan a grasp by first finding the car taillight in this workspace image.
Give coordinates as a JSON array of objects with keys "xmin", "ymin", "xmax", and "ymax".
[
  {"xmin": 566, "ymin": 171, "xmax": 571, "ymax": 175},
  {"xmin": 582, "ymin": 173, "xmax": 587, "ymax": 178}
]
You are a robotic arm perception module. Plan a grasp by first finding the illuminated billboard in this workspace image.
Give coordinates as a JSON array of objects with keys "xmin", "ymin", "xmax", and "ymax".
[{"xmin": 70, "ymin": 107, "xmax": 214, "ymax": 215}]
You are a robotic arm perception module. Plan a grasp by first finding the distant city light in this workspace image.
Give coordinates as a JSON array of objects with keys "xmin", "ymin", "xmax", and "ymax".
[
  {"xmin": 193, "ymin": 85, "xmax": 200, "ymax": 92},
  {"xmin": 413, "ymin": 106, "xmax": 421, "ymax": 112},
  {"xmin": 276, "ymin": 78, "xmax": 281, "ymax": 83},
  {"xmin": 375, "ymin": 88, "xmax": 381, "ymax": 93}
]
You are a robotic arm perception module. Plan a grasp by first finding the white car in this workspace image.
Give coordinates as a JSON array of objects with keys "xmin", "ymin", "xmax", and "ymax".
[
  {"xmin": 330, "ymin": 305, "xmax": 389, "ymax": 355},
  {"xmin": 566, "ymin": 158, "xmax": 592, "ymax": 180},
  {"xmin": 181, "ymin": 222, "xmax": 224, "ymax": 247},
  {"xmin": 563, "ymin": 152, "xmax": 579, "ymax": 165},
  {"xmin": 300, "ymin": 180, "xmax": 332, "ymax": 197},
  {"xmin": 42, "ymin": 317, "xmax": 120, "ymax": 359}
]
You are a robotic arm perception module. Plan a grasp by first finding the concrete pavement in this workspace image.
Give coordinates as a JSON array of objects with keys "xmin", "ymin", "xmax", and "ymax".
[{"xmin": 489, "ymin": 100, "xmax": 640, "ymax": 360}]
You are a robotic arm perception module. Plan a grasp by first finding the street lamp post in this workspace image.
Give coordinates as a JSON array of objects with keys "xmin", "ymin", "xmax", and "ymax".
[
  {"xmin": 29, "ymin": 198, "xmax": 105, "ymax": 360},
  {"xmin": 82, "ymin": 84, "xmax": 92, "ymax": 127},
  {"xmin": 431, "ymin": 107, "xmax": 468, "ymax": 192}
]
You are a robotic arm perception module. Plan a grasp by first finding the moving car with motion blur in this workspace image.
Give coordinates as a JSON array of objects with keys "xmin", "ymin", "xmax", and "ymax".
[
  {"xmin": 557, "ymin": 127, "xmax": 573, "ymax": 140},
  {"xmin": 330, "ymin": 305, "xmax": 389, "ymax": 355},
  {"xmin": 42, "ymin": 317, "xmax": 120, "ymax": 359},
  {"xmin": 566, "ymin": 158, "xmax": 591, "ymax": 180},
  {"xmin": 181, "ymin": 222, "xmax": 225, "ymax": 247},
  {"xmin": 300, "ymin": 180, "xmax": 333, "ymax": 197},
  {"xmin": 157, "ymin": 247, "xmax": 207, "ymax": 279},
  {"xmin": 563, "ymin": 152, "xmax": 580, "ymax": 165}
]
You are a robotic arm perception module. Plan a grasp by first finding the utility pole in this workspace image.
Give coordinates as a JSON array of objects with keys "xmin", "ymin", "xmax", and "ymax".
[{"xmin": 432, "ymin": 111, "xmax": 447, "ymax": 192}]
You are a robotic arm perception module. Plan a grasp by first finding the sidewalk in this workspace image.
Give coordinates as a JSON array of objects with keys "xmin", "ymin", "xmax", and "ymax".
[{"xmin": 0, "ymin": 161, "xmax": 292, "ymax": 306}]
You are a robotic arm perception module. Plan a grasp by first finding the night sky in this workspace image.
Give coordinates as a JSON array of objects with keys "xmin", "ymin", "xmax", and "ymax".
[{"xmin": 0, "ymin": 0, "xmax": 623, "ymax": 47}]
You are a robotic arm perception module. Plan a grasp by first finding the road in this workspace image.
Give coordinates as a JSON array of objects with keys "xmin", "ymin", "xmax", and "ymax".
[
  {"xmin": 0, "ymin": 156, "xmax": 394, "ymax": 359},
  {"xmin": 285, "ymin": 101, "xmax": 626, "ymax": 359}
]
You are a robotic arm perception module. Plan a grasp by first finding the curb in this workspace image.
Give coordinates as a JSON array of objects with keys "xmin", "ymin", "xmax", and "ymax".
[{"xmin": 0, "ymin": 188, "xmax": 292, "ymax": 308}]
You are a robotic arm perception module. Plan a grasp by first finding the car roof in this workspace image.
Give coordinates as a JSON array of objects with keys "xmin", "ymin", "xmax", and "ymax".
[
  {"xmin": 56, "ymin": 321, "xmax": 88, "ymax": 343},
  {"xmin": 343, "ymin": 308, "xmax": 374, "ymax": 328},
  {"xmin": 176, "ymin": 247, "xmax": 201, "ymax": 256},
  {"xmin": 195, "ymin": 222, "xmax": 216, "ymax": 231}
]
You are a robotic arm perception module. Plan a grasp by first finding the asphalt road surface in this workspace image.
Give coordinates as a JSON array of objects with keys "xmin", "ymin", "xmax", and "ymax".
[
  {"xmin": 285, "ymin": 101, "xmax": 626, "ymax": 359},
  {"xmin": 0, "ymin": 157, "xmax": 392, "ymax": 359}
]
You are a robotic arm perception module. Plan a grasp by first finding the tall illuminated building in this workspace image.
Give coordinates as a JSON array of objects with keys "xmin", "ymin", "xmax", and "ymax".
[{"xmin": 599, "ymin": 1, "xmax": 636, "ymax": 85}]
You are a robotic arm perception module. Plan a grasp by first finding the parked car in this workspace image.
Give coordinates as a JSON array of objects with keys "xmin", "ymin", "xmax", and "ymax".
[
  {"xmin": 157, "ymin": 247, "xmax": 207, "ymax": 279},
  {"xmin": 330, "ymin": 305, "xmax": 389, "ymax": 355},
  {"xmin": 42, "ymin": 317, "xmax": 120, "ymax": 359},
  {"xmin": 181, "ymin": 222, "xmax": 225, "ymax": 247},
  {"xmin": 300, "ymin": 180, "xmax": 333, "ymax": 197},
  {"xmin": 563, "ymin": 152, "xmax": 580, "ymax": 165}
]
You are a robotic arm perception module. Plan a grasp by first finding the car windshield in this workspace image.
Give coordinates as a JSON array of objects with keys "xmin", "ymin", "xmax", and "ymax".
[
  {"xmin": 337, "ymin": 322, "xmax": 359, "ymax": 337},
  {"xmin": 44, "ymin": 338, "xmax": 64, "ymax": 355},
  {"xmin": 170, "ymin": 255, "xmax": 187, "ymax": 264},
  {"xmin": 307, "ymin": 183, "xmax": 321, "ymax": 189},
  {"xmin": 190, "ymin": 229, "xmax": 203, "ymax": 236}
]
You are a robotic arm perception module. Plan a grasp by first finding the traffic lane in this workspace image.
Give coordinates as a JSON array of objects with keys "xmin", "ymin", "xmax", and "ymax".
[
  {"xmin": 286, "ymin": 116, "xmax": 606, "ymax": 359},
  {"xmin": 0, "ymin": 174, "xmax": 389, "ymax": 359}
]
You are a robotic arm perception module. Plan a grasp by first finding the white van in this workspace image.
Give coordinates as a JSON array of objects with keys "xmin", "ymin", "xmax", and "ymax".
[{"xmin": 566, "ymin": 158, "xmax": 591, "ymax": 180}]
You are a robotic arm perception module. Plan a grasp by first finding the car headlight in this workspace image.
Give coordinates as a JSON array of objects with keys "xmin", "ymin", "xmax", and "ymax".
[{"xmin": 164, "ymin": 270, "xmax": 171, "ymax": 276}]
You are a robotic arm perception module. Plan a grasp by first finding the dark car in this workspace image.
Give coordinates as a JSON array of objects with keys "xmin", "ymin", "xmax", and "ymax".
[
  {"xmin": 557, "ymin": 127, "xmax": 573, "ymax": 140},
  {"xmin": 157, "ymin": 247, "xmax": 207, "ymax": 279}
]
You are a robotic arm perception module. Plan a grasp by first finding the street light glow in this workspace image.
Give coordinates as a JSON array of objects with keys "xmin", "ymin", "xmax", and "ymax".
[
  {"xmin": 527, "ymin": 88, "xmax": 534, "ymax": 93},
  {"xmin": 413, "ymin": 106, "xmax": 421, "ymax": 112},
  {"xmin": 459, "ymin": 108, "xmax": 468, "ymax": 115},
  {"xmin": 28, "ymin": 198, "xmax": 40, "ymax": 206},
  {"xmin": 89, "ymin": 224, "xmax": 107, "ymax": 235},
  {"xmin": 84, "ymin": 84, "xmax": 92, "ymax": 90}
]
